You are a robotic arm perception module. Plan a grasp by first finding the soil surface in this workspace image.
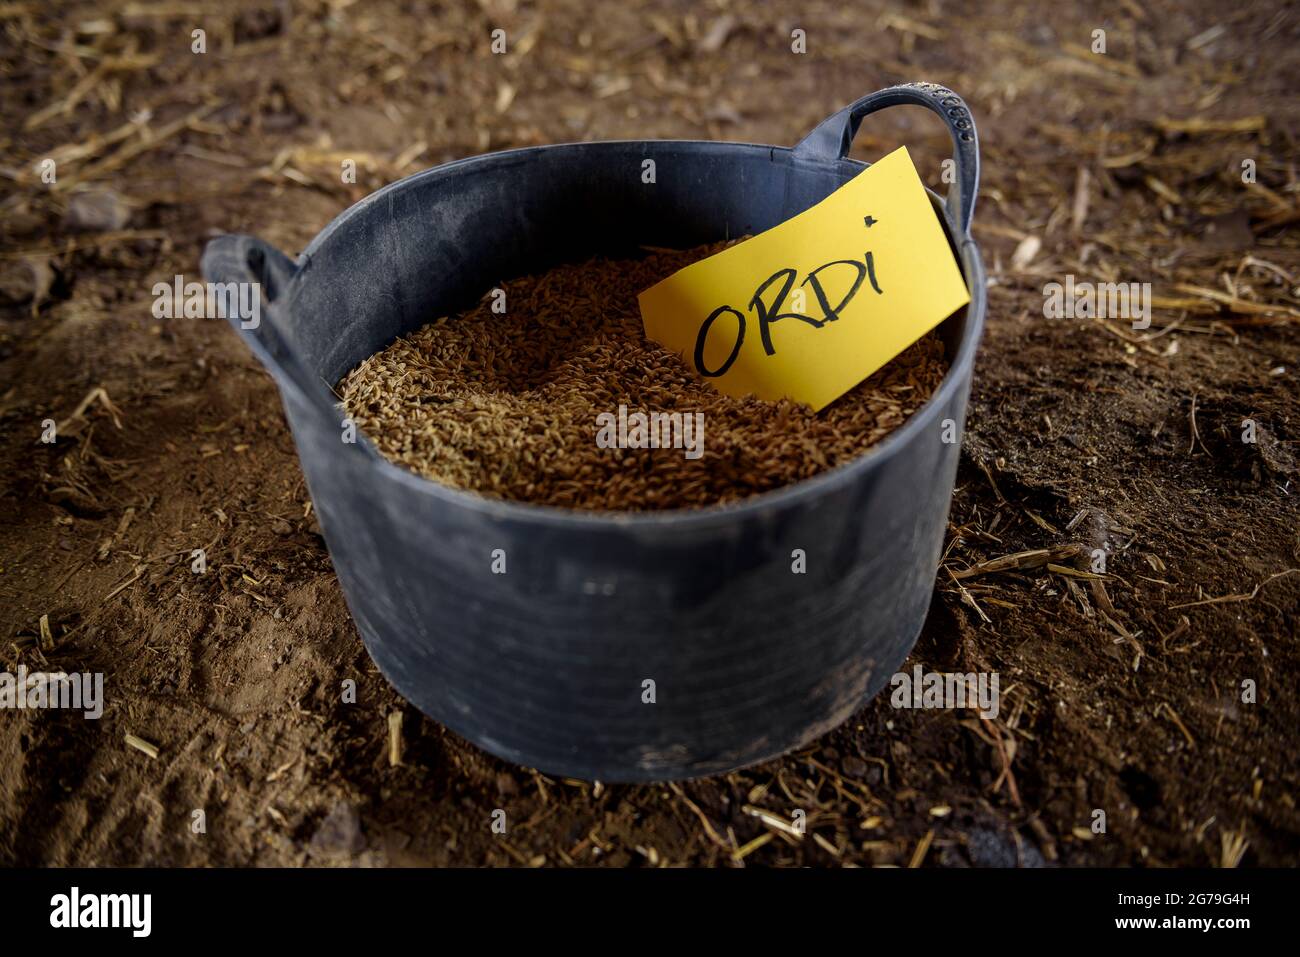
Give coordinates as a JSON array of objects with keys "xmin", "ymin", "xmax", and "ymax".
[{"xmin": 1, "ymin": 0, "xmax": 1297, "ymax": 867}]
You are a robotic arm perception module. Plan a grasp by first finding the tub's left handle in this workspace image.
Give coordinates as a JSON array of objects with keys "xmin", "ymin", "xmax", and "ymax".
[
  {"xmin": 792, "ymin": 82, "xmax": 979, "ymax": 238},
  {"xmin": 202, "ymin": 234, "xmax": 353, "ymax": 436},
  {"xmin": 200, "ymin": 234, "xmax": 300, "ymax": 361}
]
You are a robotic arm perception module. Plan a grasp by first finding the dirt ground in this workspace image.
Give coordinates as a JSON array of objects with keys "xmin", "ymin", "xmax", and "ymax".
[{"xmin": 2, "ymin": 0, "xmax": 1298, "ymax": 867}]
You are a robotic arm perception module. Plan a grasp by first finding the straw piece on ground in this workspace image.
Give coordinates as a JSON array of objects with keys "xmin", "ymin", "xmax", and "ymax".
[
  {"xmin": 125, "ymin": 734, "xmax": 159, "ymax": 760},
  {"xmin": 387, "ymin": 711, "xmax": 403, "ymax": 767}
]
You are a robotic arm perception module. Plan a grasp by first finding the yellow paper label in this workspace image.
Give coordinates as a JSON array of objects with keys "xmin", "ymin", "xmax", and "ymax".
[{"xmin": 638, "ymin": 146, "xmax": 970, "ymax": 411}]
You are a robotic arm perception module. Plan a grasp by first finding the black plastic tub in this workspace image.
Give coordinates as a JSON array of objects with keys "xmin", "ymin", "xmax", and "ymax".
[{"xmin": 202, "ymin": 82, "xmax": 985, "ymax": 782}]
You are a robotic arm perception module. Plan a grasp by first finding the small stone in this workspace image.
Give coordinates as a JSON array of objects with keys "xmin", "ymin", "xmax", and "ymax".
[
  {"xmin": 65, "ymin": 189, "xmax": 131, "ymax": 232},
  {"xmin": 309, "ymin": 801, "xmax": 365, "ymax": 857},
  {"xmin": 0, "ymin": 258, "xmax": 54, "ymax": 307}
]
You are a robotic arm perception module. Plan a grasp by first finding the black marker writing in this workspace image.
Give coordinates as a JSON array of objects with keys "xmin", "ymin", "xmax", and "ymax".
[
  {"xmin": 694, "ymin": 305, "xmax": 746, "ymax": 378},
  {"xmin": 693, "ymin": 252, "xmax": 883, "ymax": 378}
]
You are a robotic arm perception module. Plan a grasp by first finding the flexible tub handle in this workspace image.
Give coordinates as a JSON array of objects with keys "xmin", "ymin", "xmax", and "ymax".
[
  {"xmin": 792, "ymin": 82, "xmax": 979, "ymax": 238},
  {"xmin": 200, "ymin": 233, "xmax": 301, "ymax": 362}
]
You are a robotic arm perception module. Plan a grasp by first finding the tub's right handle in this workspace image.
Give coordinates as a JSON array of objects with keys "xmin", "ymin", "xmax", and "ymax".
[{"xmin": 792, "ymin": 82, "xmax": 979, "ymax": 238}]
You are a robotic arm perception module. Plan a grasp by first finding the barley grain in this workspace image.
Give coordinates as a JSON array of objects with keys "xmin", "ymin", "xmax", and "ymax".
[{"xmin": 339, "ymin": 241, "xmax": 950, "ymax": 511}]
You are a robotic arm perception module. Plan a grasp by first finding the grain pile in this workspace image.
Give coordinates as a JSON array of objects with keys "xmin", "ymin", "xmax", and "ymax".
[{"xmin": 339, "ymin": 241, "xmax": 950, "ymax": 511}]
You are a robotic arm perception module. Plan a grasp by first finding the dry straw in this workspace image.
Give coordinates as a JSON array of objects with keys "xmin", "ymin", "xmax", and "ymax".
[{"xmin": 340, "ymin": 241, "xmax": 948, "ymax": 511}]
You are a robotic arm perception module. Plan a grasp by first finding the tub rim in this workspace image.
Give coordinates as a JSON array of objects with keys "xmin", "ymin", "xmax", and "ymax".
[{"xmin": 252, "ymin": 138, "xmax": 986, "ymax": 531}]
